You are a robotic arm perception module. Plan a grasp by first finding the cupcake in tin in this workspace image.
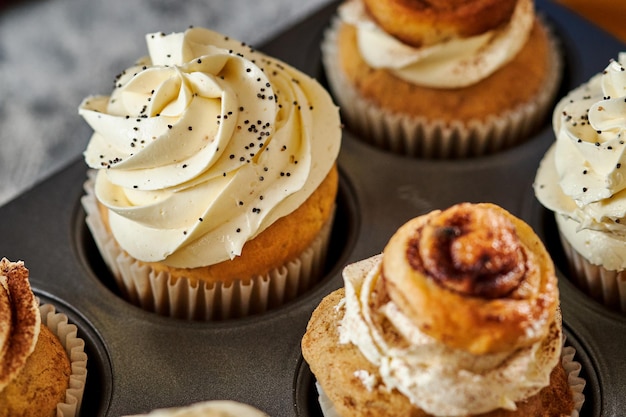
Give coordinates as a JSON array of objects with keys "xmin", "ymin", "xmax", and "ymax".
[
  {"xmin": 79, "ymin": 27, "xmax": 342, "ymax": 320},
  {"xmin": 302, "ymin": 203, "xmax": 585, "ymax": 416},
  {"xmin": 322, "ymin": 0, "xmax": 562, "ymax": 158},
  {"xmin": 534, "ymin": 52, "xmax": 626, "ymax": 313},
  {"xmin": 0, "ymin": 258, "xmax": 88, "ymax": 417}
]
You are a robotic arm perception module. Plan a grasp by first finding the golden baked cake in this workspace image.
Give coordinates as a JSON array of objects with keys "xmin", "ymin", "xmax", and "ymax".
[
  {"xmin": 0, "ymin": 259, "xmax": 71, "ymax": 417},
  {"xmin": 79, "ymin": 27, "xmax": 342, "ymax": 319},
  {"xmin": 336, "ymin": 21, "xmax": 551, "ymax": 124},
  {"xmin": 323, "ymin": 0, "xmax": 562, "ymax": 158},
  {"xmin": 302, "ymin": 203, "xmax": 584, "ymax": 417},
  {"xmin": 97, "ymin": 165, "xmax": 338, "ymax": 287}
]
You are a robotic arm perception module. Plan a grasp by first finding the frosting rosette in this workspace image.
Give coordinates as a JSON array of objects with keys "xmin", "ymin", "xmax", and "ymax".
[
  {"xmin": 534, "ymin": 52, "xmax": 626, "ymax": 270},
  {"xmin": 79, "ymin": 28, "xmax": 341, "ymax": 268}
]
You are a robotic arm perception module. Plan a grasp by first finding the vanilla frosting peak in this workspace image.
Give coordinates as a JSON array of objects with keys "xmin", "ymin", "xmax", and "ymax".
[
  {"xmin": 123, "ymin": 400, "xmax": 270, "ymax": 417},
  {"xmin": 338, "ymin": 255, "xmax": 561, "ymax": 416},
  {"xmin": 534, "ymin": 53, "xmax": 626, "ymax": 269},
  {"xmin": 80, "ymin": 28, "xmax": 341, "ymax": 267},
  {"xmin": 339, "ymin": 0, "xmax": 534, "ymax": 88}
]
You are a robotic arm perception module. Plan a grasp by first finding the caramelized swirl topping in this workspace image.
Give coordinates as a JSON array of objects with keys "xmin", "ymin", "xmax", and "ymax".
[
  {"xmin": 362, "ymin": 0, "xmax": 518, "ymax": 47},
  {"xmin": 407, "ymin": 204, "xmax": 526, "ymax": 298}
]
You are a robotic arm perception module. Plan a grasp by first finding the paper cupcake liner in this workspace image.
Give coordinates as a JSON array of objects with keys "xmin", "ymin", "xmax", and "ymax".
[
  {"xmin": 315, "ymin": 344, "xmax": 586, "ymax": 417},
  {"xmin": 82, "ymin": 172, "xmax": 334, "ymax": 320},
  {"xmin": 321, "ymin": 16, "xmax": 562, "ymax": 159},
  {"xmin": 562, "ymin": 345, "xmax": 586, "ymax": 417},
  {"xmin": 558, "ymin": 230, "xmax": 626, "ymax": 313},
  {"xmin": 39, "ymin": 303, "xmax": 88, "ymax": 417}
]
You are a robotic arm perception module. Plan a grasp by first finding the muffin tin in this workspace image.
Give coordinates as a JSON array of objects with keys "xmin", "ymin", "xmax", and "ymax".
[{"xmin": 1, "ymin": 0, "xmax": 624, "ymax": 415}]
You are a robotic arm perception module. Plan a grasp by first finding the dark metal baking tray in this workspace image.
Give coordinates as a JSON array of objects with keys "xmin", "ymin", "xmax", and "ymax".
[{"xmin": 0, "ymin": 1, "xmax": 624, "ymax": 415}]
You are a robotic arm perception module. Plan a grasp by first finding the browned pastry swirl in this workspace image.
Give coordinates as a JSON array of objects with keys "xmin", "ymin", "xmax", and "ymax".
[
  {"xmin": 382, "ymin": 203, "xmax": 558, "ymax": 355},
  {"xmin": 0, "ymin": 259, "xmax": 40, "ymax": 391},
  {"xmin": 0, "ymin": 259, "xmax": 74, "ymax": 417},
  {"xmin": 412, "ymin": 204, "xmax": 526, "ymax": 299},
  {"xmin": 362, "ymin": 0, "xmax": 519, "ymax": 47}
]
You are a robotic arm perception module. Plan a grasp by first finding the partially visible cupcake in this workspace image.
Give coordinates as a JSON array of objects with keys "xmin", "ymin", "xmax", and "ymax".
[
  {"xmin": 534, "ymin": 52, "xmax": 626, "ymax": 313},
  {"xmin": 322, "ymin": 0, "xmax": 562, "ymax": 158},
  {"xmin": 123, "ymin": 400, "xmax": 269, "ymax": 417},
  {"xmin": 79, "ymin": 27, "xmax": 342, "ymax": 320},
  {"xmin": 0, "ymin": 258, "xmax": 88, "ymax": 417},
  {"xmin": 302, "ymin": 203, "xmax": 585, "ymax": 416}
]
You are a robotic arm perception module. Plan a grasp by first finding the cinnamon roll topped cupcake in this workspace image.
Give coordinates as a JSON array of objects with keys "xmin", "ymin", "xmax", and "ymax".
[
  {"xmin": 322, "ymin": 0, "xmax": 562, "ymax": 158},
  {"xmin": 0, "ymin": 258, "xmax": 88, "ymax": 417},
  {"xmin": 302, "ymin": 203, "xmax": 585, "ymax": 417}
]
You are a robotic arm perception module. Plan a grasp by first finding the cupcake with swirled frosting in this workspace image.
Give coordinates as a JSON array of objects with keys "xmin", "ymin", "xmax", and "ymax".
[
  {"xmin": 79, "ymin": 27, "xmax": 341, "ymax": 320},
  {"xmin": 322, "ymin": 0, "xmax": 562, "ymax": 158},
  {"xmin": 302, "ymin": 203, "xmax": 585, "ymax": 417},
  {"xmin": 534, "ymin": 52, "xmax": 626, "ymax": 313}
]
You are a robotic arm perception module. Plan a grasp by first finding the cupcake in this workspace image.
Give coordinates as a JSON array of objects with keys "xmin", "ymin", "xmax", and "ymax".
[
  {"xmin": 0, "ymin": 258, "xmax": 88, "ymax": 417},
  {"xmin": 79, "ymin": 27, "xmax": 342, "ymax": 320},
  {"xmin": 534, "ymin": 52, "xmax": 626, "ymax": 313},
  {"xmin": 302, "ymin": 203, "xmax": 585, "ymax": 416},
  {"xmin": 123, "ymin": 400, "xmax": 269, "ymax": 417},
  {"xmin": 322, "ymin": 0, "xmax": 562, "ymax": 158}
]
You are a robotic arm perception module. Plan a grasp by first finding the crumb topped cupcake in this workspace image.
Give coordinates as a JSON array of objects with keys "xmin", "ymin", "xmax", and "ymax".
[
  {"xmin": 302, "ymin": 203, "xmax": 585, "ymax": 416},
  {"xmin": 534, "ymin": 52, "xmax": 626, "ymax": 313},
  {"xmin": 0, "ymin": 258, "xmax": 88, "ymax": 417},
  {"xmin": 79, "ymin": 27, "xmax": 342, "ymax": 320},
  {"xmin": 322, "ymin": 0, "xmax": 562, "ymax": 158}
]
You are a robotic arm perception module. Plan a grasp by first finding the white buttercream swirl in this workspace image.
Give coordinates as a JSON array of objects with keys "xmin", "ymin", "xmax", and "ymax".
[
  {"xmin": 338, "ymin": 255, "xmax": 562, "ymax": 416},
  {"xmin": 79, "ymin": 28, "xmax": 341, "ymax": 268},
  {"xmin": 339, "ymin": 0, "xmax": 534, "ymax": 88},
  {"xmin": 123, "ymin": 400, "xmax": 269, "ymax": 417},
  {"xmin": 534, "ymin": 53, "xmax": 626, "ymax": 270}
]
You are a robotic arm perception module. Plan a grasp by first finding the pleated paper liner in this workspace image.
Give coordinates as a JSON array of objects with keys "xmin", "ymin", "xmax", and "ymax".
[
  {"xmin": 82, "ymin": 172, "xmax": 334, "ymax": 320},
  {"xmin": 40, "ymin": 303, "xmax": 88, "ymax": 417},
  {"xmin": 558, "ymin": 228, "xmax": 626, "ymax": 314}
]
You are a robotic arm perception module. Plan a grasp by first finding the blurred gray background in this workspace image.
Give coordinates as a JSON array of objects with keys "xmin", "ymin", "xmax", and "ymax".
[{"xmin": 0, "ymin": 0, "xmax": 331, "ymax": 206}]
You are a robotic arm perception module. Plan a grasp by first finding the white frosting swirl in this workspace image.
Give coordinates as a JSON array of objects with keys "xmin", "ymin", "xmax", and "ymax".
[
  {"xmin": 79, "ymin": 28, "xmax": 341, "ymax": 268},
  {"xmin": 534, "ymin": 53, "xmax": 626, "ymax": 270},
  {"xmin": 339, "ymin": 0, "xmax": 534, "ymax": 88},
  {"xmin": 123, "ymin": 400, "xmax": 269, "ymax": 417},
  {"xmin": 338, "ymin": 255, "xmax": 562, "ymax": 416}
]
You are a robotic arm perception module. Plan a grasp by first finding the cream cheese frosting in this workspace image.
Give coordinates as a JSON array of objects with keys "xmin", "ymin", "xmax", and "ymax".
[
  {"xmin": 0, "ymin": 258, "xmax": 41, "ymax": 392},
  {"xmin": 79, "ymin": 28, "xmax": 341, "ymax": 268},
  {"xmin": 123, "ymin": 400, "xmax": 270, "ymax": 417},
  {"xmin": 534, "ymin": 53, "xmax": 626, "ymax": 270},
  {"xmin": 338, "ymin": 0, "xmax": 534, "ymax": 89},
  {"xmin": 338, "ymin": 254, "xmax": 562, "ymax": 416}
]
